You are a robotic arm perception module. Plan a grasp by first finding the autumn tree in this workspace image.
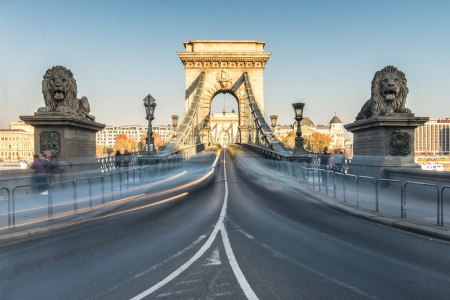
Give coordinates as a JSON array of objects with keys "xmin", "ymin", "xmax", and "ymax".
[
  {"xmin": 139, "ymin": 134, "xmax": 147, "ymax": 150},
  {"xmin": 96, "ymin": 145, "xmax": 104, "ymax": 157},
  {"xmin": 281, "ymin": 131, "xmax": 296, "ymax": 149},
  {"xmin": 113, "ymin": 134, "xmax": 137, "ymax": 153},
  {"xmin": 304, "ymin": 132, "xmax": 331, "ymax": 153},
  {"xmin": 105, "ymin": 146, "xmax": 114, "ymax": 156},
  {"xmin": 139, "ymin": 133, "xmax": 167, "ymax": 151},
  {"xmin": 153, "ymin": 132, "xmax": 167, "ymax": 150}
]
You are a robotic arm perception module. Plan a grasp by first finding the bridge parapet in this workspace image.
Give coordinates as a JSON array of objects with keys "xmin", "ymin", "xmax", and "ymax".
[{"xmin": 240, "ymin": 143, "xmax": 316, "ymax": 163}]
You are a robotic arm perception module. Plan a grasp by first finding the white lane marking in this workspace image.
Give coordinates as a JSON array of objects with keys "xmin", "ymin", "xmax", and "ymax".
[
  {"xmin": 131, "ymin": 152, "xmax": 259, "ymax": 299},
  {"xmin": 220, "ymin": 153, "xmax": 259, "ymax": 300},
  {"xmin": 203, "ymin": 247, "xmax": 221, "ymax": 266},
  {"xmin": 220, "ymin": 224, "xmax": 258, "ymax": 299},
  {"xmin": 156, "ymin": 288, "xmax": 197, "ymax": 298},
  {"xmin": 130, "ymin": 215, "xmax": 222, "ymax": 299},
  {"xmin": 133, "ymin": 235, "xmax": 207, "ymax": 279},
  {"xmin": 174, "ymin": 279, "xmax": 203, "ymax": 286},
  {"xmin": 237, "ymin": 229, "xmax": 255, "ymax": 240}
]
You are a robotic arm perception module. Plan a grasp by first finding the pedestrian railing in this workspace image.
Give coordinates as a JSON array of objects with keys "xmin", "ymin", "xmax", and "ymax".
[
  {"xmin": 91, "ymin": 175, "xmax": 106, "ymax": 204},
  {"xmin": 1, "ymin": 187, "xmax": 11, "ymax": 226},
  {"xmin": 11, "ymin": 183, "xmax": 48, "ymax": 226},
  {"xmin": 249, "ymin": 150, "xmax": 447, "ymax": 227},
  {"xmin": 440, "ymin": 186, "xmax": 450, "ymax": 226},
  {"xmin": 326, "ymin": 170, "xmax": 336, "ymax": 197},
  {"xmin": 1, "ymin": 152, "xmax": 209, "ymax": 229},
  {"xmin": 49, "ymin": 180, "xmax": 76, "ymax": 220},
  {"xmin": 344, "ymin": 174, "xmax": 358, "ymax": 204},
  {"xmin": 75, "ymin": 177, "xmax": 93, "ymax": 208},
  {"xmin": 375, "ymin": 179, "xmax": 403, "ymax": 214},
  {"xmin": 404, "ymin": 181, "xmax": 440, "ymax": 225},
  {"xmin": 334, "ymin": 172, "xmax": 345, "ymax": 201},
  {"xmin": 356, "ymin": 176, "xmax": 375, "ymax": 207}
]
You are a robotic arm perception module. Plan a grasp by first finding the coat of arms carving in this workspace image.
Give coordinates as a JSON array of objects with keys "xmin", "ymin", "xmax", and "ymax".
[{"xmin": 216, "ymin": 69, "xmax": 232, "ymax": 88}]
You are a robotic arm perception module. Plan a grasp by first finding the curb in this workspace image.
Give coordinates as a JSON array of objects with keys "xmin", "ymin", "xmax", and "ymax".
[{"xmin": 306, "ymin": 187, "xmax": 450, "ymax": 242}]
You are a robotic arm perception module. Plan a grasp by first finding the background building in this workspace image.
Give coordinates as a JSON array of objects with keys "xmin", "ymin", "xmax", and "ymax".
[
  {"xmin": 0, "ymin": 121, "xmax": 34, "ymax": 162},
  {"xmin": 96, "ymin": 124, "xmax": 173, "ymax": 151},
  {"xmin": 209, "ymin": 111, "xmax": 239, "ymax": 146},
  {"xmin": 275, "ymin": 115, "xmax": 345, "ymax": 152},
  {"xmin": 415, "ymin": 118, "xmax": 450, "ymax": 156}
]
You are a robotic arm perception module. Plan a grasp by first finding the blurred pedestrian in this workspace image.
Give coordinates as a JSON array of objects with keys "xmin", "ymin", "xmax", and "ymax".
[
  {"xmin": 334, "ymin": 151, "xmax": 344, "ymax": 172},
  {"xmin": 123, "ymin": 150, "xmax": 131, "ymax": 168},
  {"xmin": 43, "ymin": 150, "xmax": 59, "ymax": 194},
  {"xmin": 114, "ymin": 150, "xmax": 122, "ymax": 169},
  {"xmin": 319, "ymin": 147, "xmax": 331, "ymax": 187},
  {"xmin": 30, "ymin": 154, "xmax": 47, "ymax": 194}
]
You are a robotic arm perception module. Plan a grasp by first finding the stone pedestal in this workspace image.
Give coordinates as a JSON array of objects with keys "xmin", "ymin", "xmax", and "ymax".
[
  {"xmin": 344, "ymin": 114, "xmax": 428, "ymax": 178},
  {"xmin": 20, "ymin": 113, "xmax": 105, "ymax": 177}
]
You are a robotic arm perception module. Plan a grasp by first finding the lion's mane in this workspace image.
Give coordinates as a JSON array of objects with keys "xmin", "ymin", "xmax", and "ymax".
[
  {"xmin": 356, "ymin": 65, "xmax": 410, "ymax": 120},
  {"xmin": 372, "ymin": 65, "xmax": 409, "ymax": 113},
  {"xmin": 38, "ymin": 65, "xmax": 94, "ymax": 120},
  {"xmin": 42, "ymin": 65, "xmax": 78, "ymax": 113}
]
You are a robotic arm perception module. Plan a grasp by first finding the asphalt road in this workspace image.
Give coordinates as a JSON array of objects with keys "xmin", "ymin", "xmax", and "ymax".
[{"xmin": 1, "ymin": 149, "xmax": 450, "ymax": 299}]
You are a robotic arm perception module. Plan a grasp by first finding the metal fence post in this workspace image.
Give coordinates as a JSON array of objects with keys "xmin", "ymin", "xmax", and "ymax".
[
  {"xmin": 1, "ymin": 187, "xmax": 11, "ymax": 227},
  {"xmin": 356, "ymin": 176, "xmax": 375, "ymax": 207},
  {"xmin": 404, "ymin": 181, "xmax": 439, "ymax": 224},
  {"xmin": 440, "ymin": 186, "xmax": 449, "ymax": 226}
]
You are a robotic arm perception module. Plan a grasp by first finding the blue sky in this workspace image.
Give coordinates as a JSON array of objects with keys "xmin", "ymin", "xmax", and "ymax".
[{"xmin": 1, "ymin": 0, "xmax": 449, "ymax": 136}]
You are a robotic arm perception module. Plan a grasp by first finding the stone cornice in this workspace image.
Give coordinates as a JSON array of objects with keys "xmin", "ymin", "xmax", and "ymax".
[
  {"xmin": 178, "ymin": 53, "xmax": 271, "ymax": 70},
  {"xmin": 20, "ymin": 114, "xmax": 106, "ymax": 131},
  {"xmin": 179, "ymin": 40, "xmax": 271, "ymax": 69},
  {"xmin": 179, "ymin": 56, "xmax": 270, "ymax": 61},
  {"xmin": 345, "ymin": 115, "xmax": 429, "ymax": 133}
]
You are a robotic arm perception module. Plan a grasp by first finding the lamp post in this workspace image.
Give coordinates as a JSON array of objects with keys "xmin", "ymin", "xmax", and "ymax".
[
  {"xmin": 143, "ymin": 94, "xmax": 156, "ymax": 155},
  {"xmin": 171, "ymin": 115, "xmax": 179, "ymax": 138},
  {"xmin": 270, "ymin": 115, "xmax": 278, "ymax": 138},
  {"xmin": 292, "ymin": 102, "xmax": 307, "ymax": 155}
]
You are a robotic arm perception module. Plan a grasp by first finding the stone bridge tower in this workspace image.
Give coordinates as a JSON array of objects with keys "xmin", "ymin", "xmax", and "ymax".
[{"xmin": 178, "ymin": 40, "xmax": 271, "ymax": 144}]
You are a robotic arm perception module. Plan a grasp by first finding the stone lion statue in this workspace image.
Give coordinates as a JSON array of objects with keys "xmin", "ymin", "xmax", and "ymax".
[
  {"xmin": 356, "ymin": 65, "xmax": 411, "ymax": 120},
  {"xmin": 37, "ymin": 65, "xmax": 95, "ymax": 120}
]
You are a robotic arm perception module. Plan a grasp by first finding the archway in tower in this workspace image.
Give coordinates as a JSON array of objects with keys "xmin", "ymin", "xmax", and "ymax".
[
  {"xmin": 209, "ymin": 92, "xmax": 239, "ymax": 146},
  {"xmin": 210, "ymin": 92, "xmax": 238, "ymax": 113}
]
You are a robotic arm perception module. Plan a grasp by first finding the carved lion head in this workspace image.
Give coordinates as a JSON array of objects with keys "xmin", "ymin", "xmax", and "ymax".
[
  {"xmin": 41, "ymin": 66, "xmax": 78, "ymax": 113},
  {"xmin": 371, "ymin": 65, "xmax": 409, "ymax": 115}
]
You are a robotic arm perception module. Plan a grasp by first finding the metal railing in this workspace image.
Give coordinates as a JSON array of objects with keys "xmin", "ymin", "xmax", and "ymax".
[
  {"xmin": 1, "ymin": 187, "xmax": 11, "ymax": 226},
  {"xmin": 440, "ymin": 186, "xmax": 450, "ymax": 226},
  {"xmin": 375, "ymin": 179, "xmax": 403, "ymax": 214},
  {"xmin": 240, "ymin": 147, "xmax": 446, "ymax": 227},
  {"xmin": 404, "ymin": 181, "xmax": 440, "ymax": 225},
  {"xmin": 356, "ymin": 176, "xmax": 375, "ymax": 207},
  {"xmin": 2, "ymin": 154, "xmax": 195, "ymax": 228}
]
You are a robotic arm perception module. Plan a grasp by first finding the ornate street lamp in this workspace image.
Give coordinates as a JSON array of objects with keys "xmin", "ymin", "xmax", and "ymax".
[
  {"xmin": 171, "ymin": 115, "xmax": 179, "ymax": 138},
  {"xmin": 292, "ymin": 102, "xmax": 307, "ymax": 155},
  {"xmin": 143, "ymin": 94, "xmax": 157, "ymax": 155},
  {"xmin": 270, "ymin": 115, "xmax": 278, "ymax": 138}
]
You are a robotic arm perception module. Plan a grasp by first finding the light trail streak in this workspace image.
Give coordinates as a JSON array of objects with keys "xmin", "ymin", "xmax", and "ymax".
[
  {"xmin": 0, "ymin": 171, "xmax": 189, "ymax": 218},
  {"xmin": 0, "ymin": 193, "xmax": 189, "ymax": 236},
  {"xmin": 0, "ymin": 170, "xmax": 202, "ymax": 230}
]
